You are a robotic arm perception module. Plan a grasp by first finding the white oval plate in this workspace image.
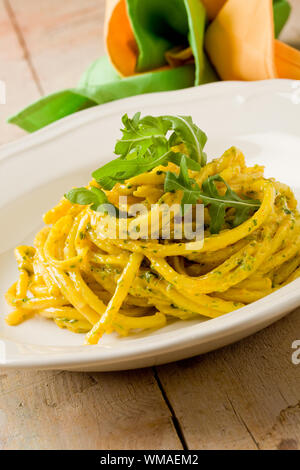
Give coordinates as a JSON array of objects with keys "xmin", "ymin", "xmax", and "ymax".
[{"xmin": 0, "ymin": 80, "xmax": 300, "ymax": 371}]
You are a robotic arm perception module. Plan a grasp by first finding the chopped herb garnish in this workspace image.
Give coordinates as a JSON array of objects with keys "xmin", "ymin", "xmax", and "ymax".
[
  {"xmin": 164, "ymin": 156, "xmax": 261, "ymax": 234},
  {"xmin": 63, "ymin": 114, "xmax": 260, "ymax": 233},
  {"xmin": 64, "ymin": 186, "xmax": 109, "ymax": 212},
  {"xmin": 91, "ymin": 113, "xmax": 206, "ymax": 187}
]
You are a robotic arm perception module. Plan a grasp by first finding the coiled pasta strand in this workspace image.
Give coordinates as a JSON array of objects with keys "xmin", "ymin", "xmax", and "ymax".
[{"xmin": 4, "ymin": 146, "xmax": 300, "ymax": 344}]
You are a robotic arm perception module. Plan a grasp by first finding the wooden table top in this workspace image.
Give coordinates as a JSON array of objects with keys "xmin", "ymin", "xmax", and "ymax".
[{"xmin": 0, "ymin": 0, "xmax": 299, "ymax": 450}]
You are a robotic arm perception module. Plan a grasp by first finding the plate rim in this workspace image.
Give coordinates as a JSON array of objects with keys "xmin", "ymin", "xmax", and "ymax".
[
  {"xmin": 1, "ymin": 280, "xmax": 300, "ymax": 369},
  {"xmin": 1, "ymin": 79, "xmax": 300, "ymax": 369},
  {"xmin": 1, "ymin": 79, "xmax": 298, "ymax": 159}
]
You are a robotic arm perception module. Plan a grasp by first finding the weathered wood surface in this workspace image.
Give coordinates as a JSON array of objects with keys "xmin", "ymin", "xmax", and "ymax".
[
  {"xmin": 0, "ymin": 0, "xmax": 40, "ymax": 144},
  {"xmin": 0, "ymin": 0, "xmax": 299, "ymax": 450},
  {"xmin": 157, "ymin": 308, "xmax": 300, "ymax": 450},
  {"xmin": 9, "ymin": 0, "xmax": 106, "ymax": 94},
  {"xmin": 0, "ymin": 369, "xmax": 182, "ymax": 450}
]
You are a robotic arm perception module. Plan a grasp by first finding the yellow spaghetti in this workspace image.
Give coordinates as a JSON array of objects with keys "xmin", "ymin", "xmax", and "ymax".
[{"xmin": 4, "ymin": 114, "xmax": 300, "ymax": 345}]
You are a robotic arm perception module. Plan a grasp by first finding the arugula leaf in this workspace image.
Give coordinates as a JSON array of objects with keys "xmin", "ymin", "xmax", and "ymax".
[
  {"xmin": 164, "ymin": 155, "xmax": 202, "ymax": 207},
  {"xmin": 65, "ymin": 187, "xmax": 109, "ymax": 212},
  {"xmin": 92, "ymin": 112, "xmax": 206, "ymax": 186},
  {"xmin": 163, "ymin": 115, "xmax": 207, "ymax": 165},
  {"xmin": 93, "ymin": 147, "xmax": 174, "ymax": 183},
  {"xmin": 200, "ymin": 175, "xmax": 261, "ymax": 234},
  {"xmin": 169, "ymin": 153, "xmax": 201, "ymax": 171},
  {"xmin": 93, "ymin": 149, "xmax": 201, "ymax": 185},
  {"xmin": 114, "ymin": 113, "xmax": 169, "ymax": 158},
  {"xmin": 65, "ymin": 114, "xmax": 259, "ymax": 230},
  {"xmin": 95, "ymin": 176, "xmax": 116, "ymax": 190},
  {"xmin": 164, "ymin": 156, "xmax": 261, "ymax": 234}
]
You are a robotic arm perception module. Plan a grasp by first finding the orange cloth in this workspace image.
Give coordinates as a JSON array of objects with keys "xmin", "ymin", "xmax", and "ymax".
[
  {"xmin": 105, "ymin": 0, "xmax": 137, "ymax": 76},
  {"xmin": 201, "ymin": 0, "xmax": 226, "ymax": 20},
  {"xmin": 104, "ymin": 0, "xmax": 223, "ymax": 77},
  {"xmin": 105, "ymin": 0, "xmax": 300, "ymax": 81},
  {"xmin": 275, "ymin": 40, "xmax": 300, "ymax": 79},
  {"xmin": 205, "ymin": 0, "xmax": 277, "ymax": 80},
  {"xmin": 205, "ymin": 0, "xmax": 300, "ymax": 81}
]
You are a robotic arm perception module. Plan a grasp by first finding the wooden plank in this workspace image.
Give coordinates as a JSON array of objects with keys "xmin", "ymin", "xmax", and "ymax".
[
  {"xmin": 1, "ymin": 0, "xmax": 300, "ymax": 451},
  {"xmin": 0, "ymin": 368, "xmax": 183, "ymax": 450},
  {"xmin": 0, "ymin": 0, "xmax": 183, "ymax": 451},
  {"xmin": 9, "ymin": 0, "xmax": 106, "ymax": 93},
  {"xmin": 0, "ymin": 0, "xmax": 41, "ymax": 144},
  {"xmin": 156, "ymin": 308, "xmax": 300, "ymax": 450}
]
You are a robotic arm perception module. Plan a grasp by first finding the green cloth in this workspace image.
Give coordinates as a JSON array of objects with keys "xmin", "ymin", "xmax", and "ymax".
[
  {"xmin": 126, "ymin": 0, "xmax": 190, "ymax": 72},
  {"xmin": 273, "ymin": 0, "xmax": 291, "ymax": 38},
  {"xmin": 184, "ymin": 0, "xmax": 211, "ymax": 86},
  {"xmin": 126, "ymin": 0, "xmax": 215, "ymax": 85},
  {"xmin": 8, "ymin": 59, "xmax": 197, "ymax": 132}
]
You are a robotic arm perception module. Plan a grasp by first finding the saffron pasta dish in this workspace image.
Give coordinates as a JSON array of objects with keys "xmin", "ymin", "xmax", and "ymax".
[{"xmin": 5, "ymin": 113, "xmax": 300, "ymax": 345}]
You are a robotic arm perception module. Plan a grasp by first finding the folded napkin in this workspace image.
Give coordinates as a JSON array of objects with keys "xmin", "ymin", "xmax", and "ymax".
[
  {"xmin": 205, "ymin": 0, "xmax": 300, "ymax": 80},
  {"xmin": 8, "ymin": 0, "xmax": 298, "ymax": 132}
]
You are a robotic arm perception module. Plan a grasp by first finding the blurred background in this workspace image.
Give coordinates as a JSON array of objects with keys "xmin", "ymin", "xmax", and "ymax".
[
  {"xmin": 0, "ymin": 1, "xmax": 300, "ymax": 451},
  {"xmin": 0, "ymin": 0, "xmax": 299, "ymax": 146}
]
